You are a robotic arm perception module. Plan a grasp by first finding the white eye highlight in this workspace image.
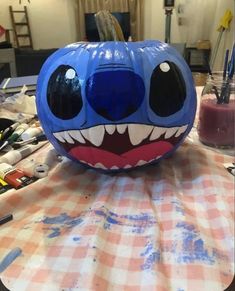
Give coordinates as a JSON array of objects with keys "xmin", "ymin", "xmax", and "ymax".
[
  {"xmin": 160, "ymin": 62, "xmax": 170, "ymax": 72},
  {"xmin": 65, "ymin": 68, "xmax": 76, "ymax": 79}
]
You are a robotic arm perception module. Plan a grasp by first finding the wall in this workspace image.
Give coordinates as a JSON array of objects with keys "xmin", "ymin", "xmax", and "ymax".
[
  {"xmin": 209, "ymin": 0, "xmax": 234, "ymax": 71},
  {"xmin": 0, "ymin": 0, "xmax": 78, "ymax": 49},
  {"xmin": 0, "ymin": 0, "xmax": 234, "ymax": 70},
  {"xmin": 144, "ymin": 0, "xmax": 234, "ymax": 71},
  {"xmin": 143, "ymin": 0, "xmax": 181, "ymax": 43}
]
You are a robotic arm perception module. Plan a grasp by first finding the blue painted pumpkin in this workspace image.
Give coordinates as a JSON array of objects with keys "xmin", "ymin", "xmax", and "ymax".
[{"xmin": 36, "ymin": 41, "xmax": 196, "ymax": 171}]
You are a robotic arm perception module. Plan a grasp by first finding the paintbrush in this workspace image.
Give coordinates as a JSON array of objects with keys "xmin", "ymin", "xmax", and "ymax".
[
  {"xmin": 202, "ymin": 56, "xmax": 220, "ymax": 102},
  {"xmin": 221, "ymin": 44, "xmax": 235, "ymax": 103}
]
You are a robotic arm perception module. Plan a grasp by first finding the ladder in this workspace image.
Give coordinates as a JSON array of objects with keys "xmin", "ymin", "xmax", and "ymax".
[{"xmin": 9, "ymin": 5, "xmax": 33, "ymax": 49}]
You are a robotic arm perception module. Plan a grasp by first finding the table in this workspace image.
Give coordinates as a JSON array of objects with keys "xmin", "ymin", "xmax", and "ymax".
[{"xmin": 0, "ymin": 89, "xmax": 234, "ymax": 291}]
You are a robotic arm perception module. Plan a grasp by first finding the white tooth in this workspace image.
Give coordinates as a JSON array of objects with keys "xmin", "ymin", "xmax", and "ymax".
[
  {"xmin": 110, "ymin": 166, "xmax": 119, "ymax": 170},
  {"xmin": 136, "ymin": 160, "xmax": 147, "ymax": 166},
  {"xmin": 128, "ymin": 124, "xmax": 153, "ymax": 146},
  {"xmin": 53, "ymin": 132, "xmax": 66, "ymax": 143},
  {"xmin": 63, "ymin": 131, "xmax": 75, "ymax": 144},
  {"xmin": 117, "ymin": 124, "xmax": 127, "ymax": 134},
  {"xmin": 124, "ymin": 164, "xmax": 132, "ymax": 169},
  {"xmin": 149, "ymin": 127, "xmax": 166, "ymax": 141},
  {"xmin": 105, "ymin": 125, "xmax": 116, "ymax": 135},
  {"xmin": 94, "ymin": 163, "xmax": 107, "ymax": 169},
  {"xmin": 81, "ymin": 125, "xmax": 105, "ymax": 147},
  {"xmin": 165, "ymin": 127, "xmax": 179, "ymax": 139},
  {"xmin": 68, "ymin": 130, "xmax": 85, "ymax": 143},
  {"xmin": 175, "ymin": 125, "xmax": 188, "ymax": 137}
]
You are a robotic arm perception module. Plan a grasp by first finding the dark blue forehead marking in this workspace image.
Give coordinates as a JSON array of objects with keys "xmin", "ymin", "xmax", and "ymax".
[
  {"xmin": 96, "ymin": 66, "xmax": 134, "ymax": 71},
  {"xmin": 99, "ymin": 63, "xmax": 126, "ymax": 66},
  {"xmin": 97, "ymin": 64, "xmax": 134, "ymax": 71}
]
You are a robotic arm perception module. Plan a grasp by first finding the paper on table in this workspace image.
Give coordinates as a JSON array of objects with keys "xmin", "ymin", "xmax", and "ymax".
[{"xmin": 1, "ymin": 86, "xmax": 36, "ymax": 115}]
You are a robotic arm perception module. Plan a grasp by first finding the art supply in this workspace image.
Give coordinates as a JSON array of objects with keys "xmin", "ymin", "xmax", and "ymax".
[
  {"xmin": 12, "ymin": 134, "xmax": 47, "ymax": 148},
  {"xmin": 34, "ymin": 164, "xmax": 50, "ymax": 178},
  {"xmin": 21, "ymin": 114, "xmax": 38, "ymax": 125},
  {"xmin": 198, "ymin": 99, "xmax": 235, "ymax": 147},
  {"xmin": 223, "ymin": 49, "xmax": 229, "ymax": 80},
  {"xmin": 210, "ymin": 9, "xmax": 233, "ymax": 70},
  {"xmin": 0, "ymin": 178, "xmax": 12, "ymax": 194},
  {"xmin": 0, "ymin": 118, "xmax": 14, "ymax": 132},
  {"xmin": 0, "ymin": 143, "xmax": 46, "ymax": 165},
  {"xmin": 25, "ymin": 116, "xmax": 39, "ymax": 127},
  {"xmin": 0, "ymin": 214, "xmax": 13, "ymax": 226},
  {"xmin": 228, "ymin": 43, "xmax": 235, "ymax": 78},
  {"xmin": 198, "ymin": 72, "xmax": 235, "ymax": 148},
  {"xmin": 1, "ymin": 122, "xmax": 20, "ymax": 141},
  {"xmin": 0, "ymin": 163, "xmax": 37, "ymax": 189},
  {"xmin": 21, "ymin": 127, "xmax": 42, "ymax": 141},
  {"xmin": 35, "ymin": 148, "xmax": 63, "ymax": 178},
  {"xmin": 202, "ymin": 56, "xmax": 220, "ymax": 102},
  {"xmin": 220, "ymin": 44, "xmax": 235, "ymax": 104},
  {"xmin": 20, "ymin": 160, "xmax": 49, "ymax": 178},
  {"xmin": 21, "ymin": 148, "xmax": 61, "ymax": 178},
  {"xmin": 0, "ymin": 123, "xmax": 29, "ymax": 151}
]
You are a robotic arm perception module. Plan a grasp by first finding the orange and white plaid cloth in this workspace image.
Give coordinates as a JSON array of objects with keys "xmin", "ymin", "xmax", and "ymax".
[{"xmin": 0, "ymin": 140, "xmax": 234, "ymax": 291}]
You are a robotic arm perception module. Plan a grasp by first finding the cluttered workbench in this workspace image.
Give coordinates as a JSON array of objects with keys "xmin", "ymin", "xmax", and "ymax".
[{"xmin": 0, "ymin": 82, "xmax": 234, "ymax": 290}]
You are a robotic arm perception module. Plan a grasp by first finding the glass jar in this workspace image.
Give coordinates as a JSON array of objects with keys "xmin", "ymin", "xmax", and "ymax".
[{"xmin": 197, "ymin": 72, "xmax": 235, "ymax": 148}]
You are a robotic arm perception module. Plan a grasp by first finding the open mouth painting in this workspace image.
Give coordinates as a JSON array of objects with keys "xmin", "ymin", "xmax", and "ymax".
[
  {"xmin": 36, "ymin": 41, "xmax": 196, "ymax": 172},
  {"xmin": 53, "ymin": 123, "xmax": 188, "ymax": 170}
]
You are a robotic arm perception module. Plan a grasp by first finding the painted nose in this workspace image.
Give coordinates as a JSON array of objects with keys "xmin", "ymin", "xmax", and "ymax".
[{"xmin": 86, "ymin": 70, "xmax": 145, "ymax": 121}]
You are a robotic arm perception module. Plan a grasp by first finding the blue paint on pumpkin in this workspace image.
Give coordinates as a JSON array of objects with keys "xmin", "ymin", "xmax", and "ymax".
[{"xmin": 36, "ymin": 40, "xmax": 196, "ymax": 172}]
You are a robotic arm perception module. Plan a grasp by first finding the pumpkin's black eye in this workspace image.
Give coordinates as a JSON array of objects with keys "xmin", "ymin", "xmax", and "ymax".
[
  {"xmin": 47, "ymin": 65, "xmax": 83, "ymax": 120},
  {"xmin": 149, "ymin": 61, "xmax": 186, "ymax": 117}
]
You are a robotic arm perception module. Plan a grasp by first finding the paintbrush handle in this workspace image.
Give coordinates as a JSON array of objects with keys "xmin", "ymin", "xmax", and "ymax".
[
  {"xmin": 223, "ymin": 49, "xmax": 229, "ymax": 80},
  {"xmin": 223, "ymin": 80, "xmax": 231, "ymax": 104},
  {"xmin": 228, "ymin": 43, "xmax": 235, "ymax": 78}
]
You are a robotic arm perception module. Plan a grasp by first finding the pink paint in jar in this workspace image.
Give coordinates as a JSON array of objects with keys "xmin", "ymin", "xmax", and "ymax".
[{"xmin": 197, "ymin": 73, "xmax": 235, "ymax": 148}]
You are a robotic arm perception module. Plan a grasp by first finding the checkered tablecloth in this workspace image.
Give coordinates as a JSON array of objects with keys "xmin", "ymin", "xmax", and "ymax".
[{"xmin": 0, "ymin": 140, "xmax": 234, "ymax": 291}]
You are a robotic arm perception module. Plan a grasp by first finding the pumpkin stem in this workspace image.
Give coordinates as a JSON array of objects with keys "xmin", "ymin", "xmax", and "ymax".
[{"xmin": 95, "ymin": 10, "xmax": 125, "ymax": 42}]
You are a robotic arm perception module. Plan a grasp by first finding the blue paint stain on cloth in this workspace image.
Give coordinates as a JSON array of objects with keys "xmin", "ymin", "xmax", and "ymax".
[
  {"xmin": 95, "ymin": 207, "xmax": 157, "ymax": 233},
  {"xmin": 175, "ymin": 222, "xmax": 215, "ymax": 265},
  {"xmin": 41, "ymin": 213, "xmax": 83, "ymax": 238},
  {"xmin": 171, "ymin": 199, "xmax": 185, "ymax": 215},
  {"xmin": 42, "ymin": 213, "xmax": 71, "ymax": 224},
  {"xmin": 0, "ymin": 247, "xmax": 22, "ymax": 273},
  {"xmin": 73, "ymin": 237, "xmax": 81, "ymax": 242},
  {"xmin": 47, "ymin": 227, "xmax": 61, "ymax": 238},
  {"xmin": 140, "ymin": 241, "xmax": 161, "ymax": 270}
]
